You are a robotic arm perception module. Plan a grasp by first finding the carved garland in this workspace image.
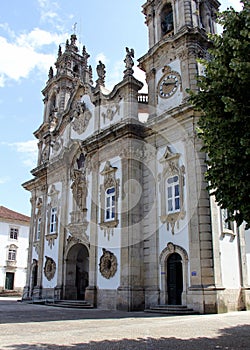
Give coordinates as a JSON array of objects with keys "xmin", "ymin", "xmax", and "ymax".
[{"xmin": 99, "ymin": 248, "xmax": 118, "ymax": 279}]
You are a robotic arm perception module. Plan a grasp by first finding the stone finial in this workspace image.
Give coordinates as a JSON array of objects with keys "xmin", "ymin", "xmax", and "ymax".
[
  {"xmin": 96, "ymin": 60, "xmax": 106, "ymax": 86},
  {"xmin": 48, "ymin": 66, "xmax": 54, "ymax": 80},
  {"xmin": 82, "ymin": 46, "xmax": 90, "ymax": 68},
  {"xmin": 70, "ymin": 34, "xmax": 78, "ymax": 52},
  {"xmin": 123, "ymin": 47, "xmax": 134, "ymax": 77},
  {"xmin": 89, "ymin": 65, "xmax": 93, "ymax": 85},
  {"xmin": 58, "ymin": 45, "xmax": 62, "ymax": 57},
  {"xmin": 65, "ymin": 39, "xmax": 69, "ymax": 50}
]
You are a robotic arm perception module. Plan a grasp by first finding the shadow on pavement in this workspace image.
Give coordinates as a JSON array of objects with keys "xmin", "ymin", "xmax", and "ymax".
[
  {"xmin": 3, "ymin": 325, "xmax": 250, "ymax": 350},
  {"xmin": 0, "ymin": 300, "xmax": 176, "ymax": 324}
]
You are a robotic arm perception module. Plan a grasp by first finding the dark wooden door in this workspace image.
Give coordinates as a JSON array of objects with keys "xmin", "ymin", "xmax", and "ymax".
[
  {"xmin": 5, "ymin": 272, "xmax": 14, "ymax": 290},
  {"xmin": 167, "ymin": 253, "xmax": 183, "ymax": 305}
]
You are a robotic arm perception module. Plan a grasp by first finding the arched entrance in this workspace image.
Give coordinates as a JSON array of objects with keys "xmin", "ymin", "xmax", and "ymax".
[
  {"xmin": 167, "ymin": 252, "xmax": 183, "ymax": 305},
  {"xmin": 65, "ymin": 244, "xmax": 89, "ymax": 300},
  {"xmin": 30, "ymin": 259, "xmax": 38, "ymax": 296}
]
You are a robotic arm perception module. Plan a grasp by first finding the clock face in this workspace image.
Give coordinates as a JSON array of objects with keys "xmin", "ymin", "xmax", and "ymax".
[{"xmin": 159, "ymin": 74, "xmax": 179, "ymax": 98}]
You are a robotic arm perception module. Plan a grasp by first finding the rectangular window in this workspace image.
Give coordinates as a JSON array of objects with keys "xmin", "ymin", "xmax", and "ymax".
[
  {"xmin": 8, "ymin": 249, "xmax": 16, "ymax": 261},
  {"xmin": 50, "ymin": 207, "xmax": 57, "ymax": 233},
  {"xmin": 36, "ymin": 218, "xmax": 41, "ymax": 240},
  {"xmin": 105, "ymin": 187, "xmax": 115, "ymax": 221},
  {"xmin": 10, "ymin": 228, "xmax": 18, "ymax": 240},
  {"xmin": 167, "ymin": 176, "xmax": 180, "ymax": 213},
  {"xmin": 221, "ymin": 209, "xmax": 233, "ymax": 231}
]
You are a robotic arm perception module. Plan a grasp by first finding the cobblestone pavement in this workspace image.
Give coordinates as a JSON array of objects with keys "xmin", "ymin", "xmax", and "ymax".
[{"xmin": 0, "ymin": 298, "xmax": 249, "ymax": 349}]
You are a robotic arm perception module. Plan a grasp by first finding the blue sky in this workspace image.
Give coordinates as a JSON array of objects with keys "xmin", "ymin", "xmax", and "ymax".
[{"xmin": 0, "ymin": 0, "xmax": 242, "ymax": 216}]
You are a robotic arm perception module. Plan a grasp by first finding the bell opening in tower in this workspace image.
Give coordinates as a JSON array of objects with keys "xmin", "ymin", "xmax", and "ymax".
[{"xmin": 161, "ymin": 3, "xmax": 174, "ymax": 37}]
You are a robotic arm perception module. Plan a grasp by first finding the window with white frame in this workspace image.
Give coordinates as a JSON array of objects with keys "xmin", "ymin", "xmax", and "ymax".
[
  {"xmin": 105, "ymin": 187, "xmax": 116, "ymax": 221},
  {"xmin": 50, "ymin": 207, "xmax": 57, "ymax": 233},
  {"xmin": 167, "ymin": 175, "xmax": 180, "ymax": 213},
  {"xmin": 8, "ymin": 249, "xmax": 16, "ymax": 261},
  {"xmin": 36, "ymin": 217, "xmax": 41, "ymax": 240},
  {"xmin": 9, "ymin": 227, "xmax": 18, "ymax": 240}
]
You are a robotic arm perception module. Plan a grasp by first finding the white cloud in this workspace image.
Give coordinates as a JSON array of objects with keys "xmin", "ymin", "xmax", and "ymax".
[
  {"xmin": 228, "ymin": 0, "xmax": 243, "ymax": 11},
  {"xmin": 134, "ymin": 66, "xmax": 148, "ymax": 93},
  {"xmin": 4, "ymin": 140, "xmax": 38, "ymax": 168},
  {"xmin": 0, "ymin": 176, "xmax": 10, "ymax": 185},
  {"xmin": 220, "ymin": 0, "xmax": 243, "ymax": 11},
  {"xmin": 37, "ymin": 0, "xmax": 60, "ymax": 23},
  {"xmin": 95, "ymin": 53, "xmax": 109, "ymax": 65},
  {"xmin": 0, "ymin": 29, "xmax": 66, "ymax": 86},
  {"xmin": 16, "ymin": 28, "xmax": 65, "ymax": 49},
  {"xmin": 104, "ymin": 59, "xmax": 148, "ymax": 93}
]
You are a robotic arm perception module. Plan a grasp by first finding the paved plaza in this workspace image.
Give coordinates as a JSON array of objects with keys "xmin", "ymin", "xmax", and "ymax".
[{"xmin": 0, "ymin": 297, "xmax": 249, "ymax": 349}]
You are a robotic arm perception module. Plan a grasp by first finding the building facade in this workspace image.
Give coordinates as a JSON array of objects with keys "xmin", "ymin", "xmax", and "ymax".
[
  {"xmin": 23, "ymin": 0, "xmax": 250, "ymax": 313},
  {"xmin": 0, "ymin": 206, "xmax": 30, "ymax": 295}
]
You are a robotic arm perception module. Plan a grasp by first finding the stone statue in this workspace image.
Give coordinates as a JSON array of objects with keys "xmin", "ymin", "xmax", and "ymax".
[
  {"xmin": 123, "ymin": 47, "xmax": 134, "ymax": 77},
  {"xmin": 96, "ymin": 60, "xmax": 106, "ymax": 86}
]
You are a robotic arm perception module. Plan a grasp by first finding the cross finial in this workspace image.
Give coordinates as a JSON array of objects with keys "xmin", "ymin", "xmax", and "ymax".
[{"xmin": 73, "ymin": 22, "xmax": 77, "ymax": 34}]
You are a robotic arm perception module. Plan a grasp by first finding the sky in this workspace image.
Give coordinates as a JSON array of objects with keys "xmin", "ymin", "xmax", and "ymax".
[{"xmin": 0, "ymin": 0, "xmax": 242, "ymax": 217}]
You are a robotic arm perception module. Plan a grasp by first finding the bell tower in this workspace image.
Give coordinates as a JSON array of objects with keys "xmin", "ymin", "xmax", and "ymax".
[{"xmin": 139, "ymin": 0, "xmax": 220, "ymax": 116}]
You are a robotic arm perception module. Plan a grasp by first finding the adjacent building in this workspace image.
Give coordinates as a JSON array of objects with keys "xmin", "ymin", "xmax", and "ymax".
[
  {"xmin": 0, "ymin": 206, "xmax": 30, "ymax": 295},
  {"xmin": 22, "ymin": 0, "xmax": 250, "ymax": 312}
]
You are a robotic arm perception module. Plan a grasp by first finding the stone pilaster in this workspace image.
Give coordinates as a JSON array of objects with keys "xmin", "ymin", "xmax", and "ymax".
[{"xmin": 117, "ymin": 149, "xmax": 144, "ymax": 311}]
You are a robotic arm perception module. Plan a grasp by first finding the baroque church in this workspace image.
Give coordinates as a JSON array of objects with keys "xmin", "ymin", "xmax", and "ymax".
[{"xmin": 23, "ymin": 0, "xmax": 250, "ymax": 313}]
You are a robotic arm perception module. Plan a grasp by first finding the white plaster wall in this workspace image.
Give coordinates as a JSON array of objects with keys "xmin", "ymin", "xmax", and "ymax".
[
  {"xmin": 157, "ymin": 142, "xmax": 190, "ymax": 289},
  {"xmin": 245, "ymin": 227, "xmax": 250, "ymax": 285},
  {"xmin": 42, "ymin": 182, "xmax": 62, "ymax": 288},
  {"xmin": 219, "ymin": 234, "xmax": 240, "ymax": 288},
  {"xmin": 0, "ymin": 220, "xmax": 29, "ymax": 289},
  {"xmin": 85, "ymin": 171, "xmax": 92, "ymax": 241},
  {"xmin": 96, "ymin": 157, "xmax": 122, "ymax": 289}
]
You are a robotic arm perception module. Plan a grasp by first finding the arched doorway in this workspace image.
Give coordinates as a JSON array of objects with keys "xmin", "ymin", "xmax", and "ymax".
[
  {"xmin": 30, "ymin": 259, "xmax": 38, "ymax": 296},
  {"xmin": 65, "ymin": 244, "xmax": 89, "ymax": 300},
  {"xmin": 167, "ymin": 252, "xmax": 183, "ymax": 305}
]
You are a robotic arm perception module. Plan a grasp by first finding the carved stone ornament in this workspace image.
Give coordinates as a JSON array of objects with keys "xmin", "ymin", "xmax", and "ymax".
[
  {"xmin": 46, "ymin": 185, "xmax": 60, "ymax": 248},
  {"xmin": 71, "ymin": 169, "xmax": 88, "ymax": 211},
  {"xmin": 99, "ymin": 248, "xmax": 118, "ymax": 279},
  {"xmin": 123, "ymin": 47, "xmax": 134, "ymax": 77},
  {"xmin": 71, "ymin": 100, "xmax": 92, "ymax": 135},
  {"xmin": 102, "ymin": 103, "xmax": 120, "ymax": 123},
  {"xmin": 159, "ymin": 146, "xmax": 185, "ymax": 234},
  {"xmin": 44, "ymin": 256, "xmax": 56, "ymax": 281},
  {"xmin": 99, "ymin": 161, "xmax": 120, "ymax": 239}
]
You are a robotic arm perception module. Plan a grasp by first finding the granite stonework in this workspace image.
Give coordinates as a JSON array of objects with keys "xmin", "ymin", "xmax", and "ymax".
[{"xmin": 22, "ymin": 0, "xmax": 250, "ymax": 313}]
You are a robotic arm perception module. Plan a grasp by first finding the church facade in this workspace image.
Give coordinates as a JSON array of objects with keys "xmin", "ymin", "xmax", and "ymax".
[{"xmin": 23, "ymin": 0, "xmax": 250, "ymax": 313}]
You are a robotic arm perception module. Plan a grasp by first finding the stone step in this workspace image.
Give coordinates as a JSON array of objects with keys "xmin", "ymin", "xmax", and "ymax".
[
  {"xmin": 145, "ymin": 305, "xmax": 198, "ymax": 315},
  {"xmin": 46, "ymin": 300, "xmax": 94, "ymax": 309}
]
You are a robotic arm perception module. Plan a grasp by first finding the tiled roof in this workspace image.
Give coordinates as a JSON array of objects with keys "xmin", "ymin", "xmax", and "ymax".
[{"xmin": 0, "ymin": 206, "xmax": 30, "ymax": 223}]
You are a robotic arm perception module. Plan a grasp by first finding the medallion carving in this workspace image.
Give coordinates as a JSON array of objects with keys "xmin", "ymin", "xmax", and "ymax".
[
  {"xmin": 44, "ymin": 256, "xmax": 56, "ymax": 281},
  {"xmin": 99, "ymin": 248, "xmax": 118, "ymax": 279}
]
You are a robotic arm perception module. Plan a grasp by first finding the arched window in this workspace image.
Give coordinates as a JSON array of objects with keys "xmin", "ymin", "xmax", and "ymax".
[{"xmin": 161, "ymin": 3, "xmax": 174, "ymax": 36}]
